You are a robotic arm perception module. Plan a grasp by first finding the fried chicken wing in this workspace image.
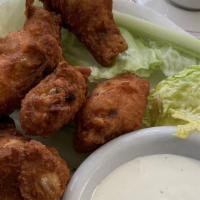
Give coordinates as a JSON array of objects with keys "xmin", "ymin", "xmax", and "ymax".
[
  {"xmin": 20, "ymin": 61, "xmax": 89, "ymax": 136},
  {"xmin": 0, "ymin": 133, "xmax": 70, "ymax": 200},
  {"xmin": 75, "ymin": 74, "xmax": 150, "ymax": 152},
  {"xmin": 40, "ymin": 0, "xmax": 128, "ymax": 66},
  {"xmin": 0, "ymin": 0, "xmax": 62, "ymax": 115},
  {"xmin": 0, "ymin": 118, "xmax": 26, "ymax": 200},
  {"xmin": 19, "ymin": 140, "xmax": 69, "ymax": 200}
]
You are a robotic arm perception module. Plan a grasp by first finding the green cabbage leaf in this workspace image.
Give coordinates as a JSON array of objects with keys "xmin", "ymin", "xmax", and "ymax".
[
  {"xmin": 144, "ymin": 66, "xmax": 200, "ymax": 138},
  {"xmin": 62, "ymin": 12, "xmax": 200, "ymax": 83}
]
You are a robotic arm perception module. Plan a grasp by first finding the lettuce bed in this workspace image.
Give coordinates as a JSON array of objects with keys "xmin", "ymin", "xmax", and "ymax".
[
  {"xmin": 144, "ymin": 66, "xmax": 200, "ymax": 138},
  {"xmin": 62, "ymin": 12, "xmax": 200, "ymax": 83}
]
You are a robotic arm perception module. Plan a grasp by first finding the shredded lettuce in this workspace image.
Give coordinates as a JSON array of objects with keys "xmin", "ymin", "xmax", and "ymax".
[
  {"xmin": 62, "ymin": 26, "xmax": 200, "ymax": 83},
  {"xmin": 143, "ymin": 66, "xmax": 200, "ymax": 138}
]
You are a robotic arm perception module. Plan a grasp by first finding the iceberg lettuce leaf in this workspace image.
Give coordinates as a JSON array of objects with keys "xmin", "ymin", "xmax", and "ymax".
[
  {"xmin": 144, "ymin": 66, "xmax": 200, "ymax": 138},
  {"xmin": 62, "ymin": 26, "xmax": 200, "ymax": 83}
]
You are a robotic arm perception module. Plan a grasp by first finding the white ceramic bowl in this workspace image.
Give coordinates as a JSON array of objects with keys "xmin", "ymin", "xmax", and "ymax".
[{"xmin": 64, "ymin": 126, "xmax": 200, "ymax": 200}]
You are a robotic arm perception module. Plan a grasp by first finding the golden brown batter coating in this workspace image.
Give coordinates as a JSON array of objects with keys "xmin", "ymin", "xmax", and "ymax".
[
  {"xmin": 40, "ymin": 0, "xmax": 128, "ymax": 66},
  {"xmin": 0, "ymin": 133, "xmax": 70, "ymax": 200},
  {"xmin": 19, "ymin": 140, "xmax": 70, "ymax": 200},
  {"xmin": 0, "ymin": 117, "xmax": 26, "ymax": 200},
  {"xmin": 20, "ymin": 61, "xmax": 89, "ymax": 136},
  {"xmin": 0, "ymin": 148, "xmax": 24, "ymax": 200},
  {"xmin": 0, "ymin": 134, "xmax": 27, "ymax": 150},
  {"xmin": 0, "ymin": 115, "xmax": 69, "ymax": 200},
  {"xmin": 75, "ymin": 74, "xmax": 150, "ymax": 152},
  {"xmin": 0, "ymin": 0, "xmax": 62, "ymax": 115}
]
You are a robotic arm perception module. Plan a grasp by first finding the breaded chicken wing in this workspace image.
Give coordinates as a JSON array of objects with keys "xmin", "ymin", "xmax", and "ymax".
[
  {"xmin": 75, "ymin": 74, "xmax": 150, "ymax": 152},
  {"xmin": 19, "ymin": 140, "xmax": 69, "ymax": 200},
  {"xmin": 40, "ymin": 0, "xmax": 128, "ymax": 66},
  {"xmin": 0, "ymin": 133, "xmax": 70, "ymax": 200},
  {"xmin": 0, "ymin": 147, "xmax": 24, "ymax": 200},
  {"xmin": 0, "ymin": 0, "xmax": 62, "ymax": 115},
  {"xmin": 0, "ymin": 118, "xmax": 26, "ymax": 200},
  {"xmin": 20, "ymin": 61, "xmax": 90, "ymax": 136}
]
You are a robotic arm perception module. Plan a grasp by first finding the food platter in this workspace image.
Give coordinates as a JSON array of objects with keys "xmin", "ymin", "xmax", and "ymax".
[
  {"xmin": 1, "ymin": 0, "xmax": 200, "ymax": 199},
  {"xmin": 0, "ymin": 0, "xmax": 190, "ymax": 171}
]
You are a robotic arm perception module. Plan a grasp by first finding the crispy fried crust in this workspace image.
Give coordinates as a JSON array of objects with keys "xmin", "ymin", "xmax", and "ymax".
[
  {"xmin": 0, "ymin": 0, "xmax": 62, "ymax": 115},
  {"xmin": 0, "ymin": 134, "xmax": 27, "ymax": 150},
  {"xmin": 0, "ymin": 145, "xmax": 24, "ymax": 200},
  {"xmin": 19, "ymin": 140, "xmax": 70, "ymax": 200},
  {"xmin": 40, "ymin": 0, "xmax": 128, "ymax": 66},
  {"xmin": 0, "ymin": 133, "xmax": 70, "ymax": 200},
  {"xmin": 0, "ymin": 130, "xmax": 26, "ymax": 200},
  {"xmin": 75, "ymin": 74, "xmax": 150, "ymax": 152},
  {"xmin": 20, "ymin": 62, "xmax": 89, "ymax": 136}
]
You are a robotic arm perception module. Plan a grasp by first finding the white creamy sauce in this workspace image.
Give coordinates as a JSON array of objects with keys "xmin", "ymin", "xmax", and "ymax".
[{"xmin": 91, "ymin": 154, "xmax": 200, "ymax": 200}]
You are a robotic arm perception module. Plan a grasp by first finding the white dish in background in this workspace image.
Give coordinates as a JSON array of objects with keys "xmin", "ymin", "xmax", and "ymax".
[
  {"xmin": 136, "ymin": 0, "xmax": 200, "ymax": 38},
  {"xmin": 64, "ymin": 126, "xmax": 200, "ymax": 200}
]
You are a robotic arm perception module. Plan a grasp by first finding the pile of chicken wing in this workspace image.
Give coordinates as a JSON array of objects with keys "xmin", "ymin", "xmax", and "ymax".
[{"xmin": 0, "ymin": 0, "xmax": 149, "ymax": 199}]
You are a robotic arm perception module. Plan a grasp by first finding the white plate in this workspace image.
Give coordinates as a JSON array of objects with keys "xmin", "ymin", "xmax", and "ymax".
[
  {"xmin": 136, "ymin": 0, "xmax": 200, "ymax": 38},
  {"xmin": 0, "ymin": 0, "xmax": 189, "ymax": 172},
  {"xmin": 0, "ymin": 1, "xmax": 194, "ymax": 199}
]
